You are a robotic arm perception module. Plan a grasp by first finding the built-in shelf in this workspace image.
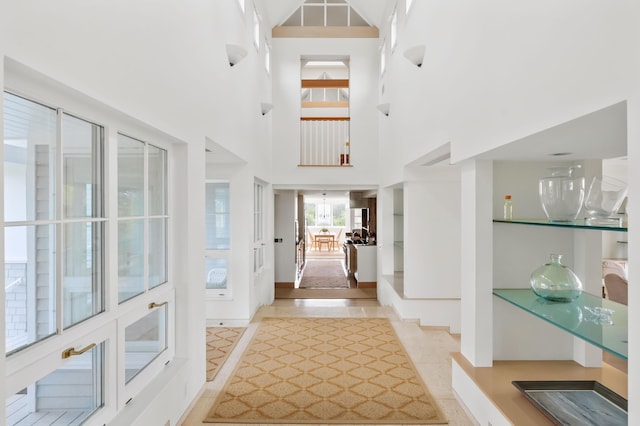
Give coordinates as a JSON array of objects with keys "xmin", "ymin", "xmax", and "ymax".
[
  {"xmin": 493, "ymin": 218, "xmax": 627, "ymax": 232},
  {"xmin": 493, "ymin": 289, "xmax": 628, "ymax": 360}
]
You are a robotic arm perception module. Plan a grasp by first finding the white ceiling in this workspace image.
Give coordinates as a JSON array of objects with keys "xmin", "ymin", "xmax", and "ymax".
[
  {"xmin": 473, "ymin": 101, "xmax": 627, "ymax": 162},
  {"xmin": 205, "ymin": 137, "xmax": 246, "ymax": 164}
]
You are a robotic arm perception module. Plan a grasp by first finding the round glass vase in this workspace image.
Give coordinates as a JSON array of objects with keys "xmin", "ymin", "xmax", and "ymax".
[
  {"xmin": 538, "ymin": 166, "xmax": 585, "ymax": 222},
  {"xmin": 530, "ymin": 254, "xmax": 583, "ymax": 302}
]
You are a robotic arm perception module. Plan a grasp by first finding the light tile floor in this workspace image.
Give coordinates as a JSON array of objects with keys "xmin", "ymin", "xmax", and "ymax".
[{"xmin": 179, "ymin": 299, "xmax": 477, "ymax": 425}]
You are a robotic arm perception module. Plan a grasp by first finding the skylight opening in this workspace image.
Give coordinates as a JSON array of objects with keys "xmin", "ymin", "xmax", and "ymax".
[{"xmin": 280, "ymin": 0, "xmax": 371, "ymax": 27}]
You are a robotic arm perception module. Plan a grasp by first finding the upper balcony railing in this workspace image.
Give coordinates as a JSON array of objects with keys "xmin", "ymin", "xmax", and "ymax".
[
  {"xmin": 299, "ymin": 76, "xmax": 350, "ymax": 166},
  {"xmin": 300, "ymin": 118, "xmax": 350, "ymax": 166}
]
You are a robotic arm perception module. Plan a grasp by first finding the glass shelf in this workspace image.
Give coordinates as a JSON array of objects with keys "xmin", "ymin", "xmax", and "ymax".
[
  {"xmin": 493, "ymin": 289, "xmax": 628, "ymax": 360},
  {"xmin": 493, "ymin": 218, "xmax": 627, "ymax": 232}
]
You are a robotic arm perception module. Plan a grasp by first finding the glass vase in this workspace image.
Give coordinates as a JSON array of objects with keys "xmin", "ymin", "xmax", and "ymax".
[
  {"xmin": 583, "ymin": 176, "xmax": 627, "ymax": 226},
  {"xmin": 530, "ymin": 254, "xmax": 583, "ymax": 302},
  {"xmin": 538, "ymin": 166, "xmax": 585, "ymax": 222}
]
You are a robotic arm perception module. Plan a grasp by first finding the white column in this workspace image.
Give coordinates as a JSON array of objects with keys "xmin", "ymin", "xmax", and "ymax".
[
  {"xmin": 460, "ymin": 159, "xmax": 493, "ymax": 367},
  {"xmin": 626, "ymin": 90, "xmax": 640, "ymax": 425}
]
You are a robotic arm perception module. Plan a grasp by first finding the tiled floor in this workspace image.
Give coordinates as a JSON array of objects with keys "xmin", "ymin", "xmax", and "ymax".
[{"xmin": 179, "ymin": 299, "xmax": 477, "ymax": 425}]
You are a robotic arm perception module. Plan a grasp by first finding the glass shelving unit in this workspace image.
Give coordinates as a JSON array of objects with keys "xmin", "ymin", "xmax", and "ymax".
[
  {"xmin": 493, "ymin": 289, "xmax": 628, "ymax": 360},
  {"xmin": 493, "ymin": 218, "xmax": 627, "ymax": 232}
]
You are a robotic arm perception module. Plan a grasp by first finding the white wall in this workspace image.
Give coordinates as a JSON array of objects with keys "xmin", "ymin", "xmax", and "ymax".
[
  {"xmin": 271, "ymin": 37, "xmax": 380, "ymax": 186},
  {"xmin": 1, "ymin": 1, "xmax": 276, "ymax": 423},
  {"xmin": 379, "ymin": 0, "xmax": 636, "ymax": 187},
  {"xmin": 205, "ymin": 163, "xmax": 258, "ymax": 324},
  {"xmin": 403, "ymin": 168, "xmax": 461, "ymax": 299},
  {"xmin": 1, "ymin": 0, "xmax": 273, "ymax": 169}
]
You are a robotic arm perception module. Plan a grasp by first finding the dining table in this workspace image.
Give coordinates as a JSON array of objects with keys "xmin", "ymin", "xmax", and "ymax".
[{"xmin": 314, "ymin": 233, "xmax": 336, "ymax": 251}]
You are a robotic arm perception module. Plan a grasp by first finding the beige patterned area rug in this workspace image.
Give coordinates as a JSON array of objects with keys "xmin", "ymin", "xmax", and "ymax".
[
  {"xmin": 204, "ymin": 317, "xmax": 447, "ymax": 424},
  {"xmin": 299, "ymin": 259, "xmax": 349, "ymax": 289},
  {"xmin": 206, "ymin": 327, "xmax": 245, "ymax": 381}
]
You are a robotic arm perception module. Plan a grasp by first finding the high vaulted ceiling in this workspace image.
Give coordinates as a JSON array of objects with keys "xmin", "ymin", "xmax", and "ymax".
[{"xmin": 255, "ymin": 0, "xmax": 394, "ymax": 29}]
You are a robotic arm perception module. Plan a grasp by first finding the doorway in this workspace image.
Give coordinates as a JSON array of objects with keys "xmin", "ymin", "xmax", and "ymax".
[{"xmin": 274, "ymin": 189, "xmax": 377, "ymax": 299}]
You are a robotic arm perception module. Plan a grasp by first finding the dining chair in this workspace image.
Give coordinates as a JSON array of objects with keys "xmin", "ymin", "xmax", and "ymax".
[
  {"xmin": 604, "ymin": 273, "xmax": 628, "ymax": 305},
  {"xmin": 307, "ymin": 229, "xmax": 317, "ymax": 250},
  {"xmin": 333, "ymin": 229, "xmax": 343, "ymax": 250}
]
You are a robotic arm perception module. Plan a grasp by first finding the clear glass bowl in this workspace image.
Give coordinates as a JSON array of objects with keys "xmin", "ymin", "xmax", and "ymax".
[
  {"xmin": 583, "ymin": 176, "xmax": 627, "ymax": 226},
  {"xmin": 530, "ymin": 254, "xmax": 583, "ymax": 302},
  {"xmin": 539, "ymin": 166, "xmax": 585, "ymax": 222}
]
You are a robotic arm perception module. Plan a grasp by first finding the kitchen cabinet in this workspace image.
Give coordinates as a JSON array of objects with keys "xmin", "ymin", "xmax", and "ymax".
[
  {"xmin": 354, "ymin": 245, "xmax": 376, "ymax": 287},
  {"xmin": 345, "ymin": 244, "xmax": 357, "ymax": 278}
]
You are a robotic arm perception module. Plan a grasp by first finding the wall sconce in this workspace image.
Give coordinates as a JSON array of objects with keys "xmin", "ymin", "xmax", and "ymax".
[
  {"xmin": 226, "ymin": 44, "xmax": 248, "ymax": 67},
  {"xmin": 377, "ymin": 103, "xmax": 390, "ymax": 117},
  {"xmin": 260, "ymin": 102, "xmax": 274, "ymax": 115},
  {"xmin": 403, "ymin": 44, "xmax": 426, "ymax": 68}
]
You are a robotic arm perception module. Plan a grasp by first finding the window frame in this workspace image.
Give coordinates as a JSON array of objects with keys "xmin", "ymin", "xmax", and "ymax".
[
  {"xmin": 205, "ymin": 180, "xmax": 232, "ymax": 299},
  {"xmin": 117, "ymin": 288, "xmax": 175, "ymax": 407},
  {"xmin": 3, "ymin": 77, "xmax": 175, "ymax": 424},
  {"xmin": 3, "ymin": 92, "xmax": 107, "ymax": 356},
  {"xmin": 116, "ymin": 132, "xmax": 169, "ymax": 305},
  {"xmin": 5, "ymin": 322, "xmax": 116, "ymax": 425}
]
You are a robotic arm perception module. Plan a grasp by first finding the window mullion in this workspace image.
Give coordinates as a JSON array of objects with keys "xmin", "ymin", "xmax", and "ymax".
[
  {"xmin": 143, "ymin": 142, "xmax": 149, "ymax": 292},
  {"xmin": 324, "ymin": 2, "xmax": 327, "ymax": 27},
  {"xmin": 55, "ymin": 108, "xmax": 64, "ymax": 334},
  {"xmin": 107, "ymin": 127, "xmax": 119, "ymax": 310},
  {"xmin": 92, "ymin": 125, "xmax": 104, "ymax": 320}
]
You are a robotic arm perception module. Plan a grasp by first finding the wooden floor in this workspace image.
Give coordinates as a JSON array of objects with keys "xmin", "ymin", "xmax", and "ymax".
[
  {"xmin": 452, "ymin": 353, "xmax": 628, "ymax": 426},
  {"xmin": 275, "ymin": 287, "xmax": 376, "ymax": 299}
]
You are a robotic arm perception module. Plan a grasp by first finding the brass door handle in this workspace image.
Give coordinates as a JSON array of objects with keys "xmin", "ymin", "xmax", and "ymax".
[
  {"xmin": 62, "ymin": 343, "xmax": 96, "ymax": 359},
  {"xmin": 148, "ymin": 301, "xmax": 168, "ymax": 309}
]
